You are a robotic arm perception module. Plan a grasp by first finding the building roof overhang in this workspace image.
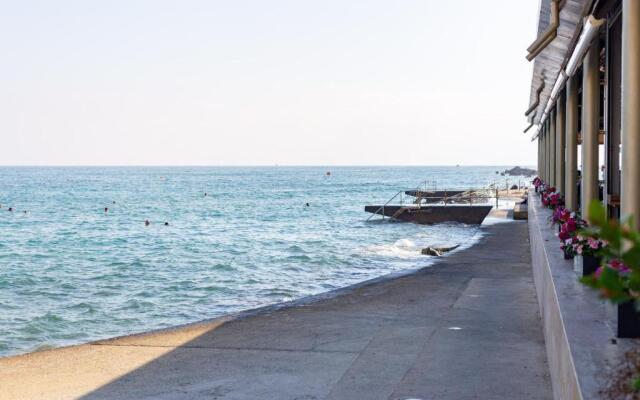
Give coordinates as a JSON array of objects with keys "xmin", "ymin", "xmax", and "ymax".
[{"xmin": 527, "ymin": 0, "xmax": 594, "ymax": 127}]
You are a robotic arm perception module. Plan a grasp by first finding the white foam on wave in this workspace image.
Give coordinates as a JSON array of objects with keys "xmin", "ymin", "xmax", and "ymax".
[{"xmin": 363, "ymin": 238, "xmax": 422, "ymax": 259}]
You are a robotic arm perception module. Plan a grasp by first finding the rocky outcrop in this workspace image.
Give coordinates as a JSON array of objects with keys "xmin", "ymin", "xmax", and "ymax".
[
  {"xmin": 421, "ymin": 244, "xmax": 460, "ymax": 256},
  {"xmin": 503, "ymin": 166, "xmax": 537, "ymax": 177}
]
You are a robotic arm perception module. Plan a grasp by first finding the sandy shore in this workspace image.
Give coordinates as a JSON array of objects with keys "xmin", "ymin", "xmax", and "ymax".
[{"xmin": 0, "ymin": 221, "xmax": 551, "ymax": 400}]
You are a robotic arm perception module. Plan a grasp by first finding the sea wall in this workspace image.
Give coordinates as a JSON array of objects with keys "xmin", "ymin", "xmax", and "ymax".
[{"xmin": 528, "ymin": 190, "xmax": 633, "ymax": 400}]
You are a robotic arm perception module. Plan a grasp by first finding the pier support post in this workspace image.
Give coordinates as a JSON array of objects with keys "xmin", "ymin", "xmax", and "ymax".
[
  {"xmin": 556, "ymin": 92, "xmax": 566, "ymax": 195},
  {"xmin": 582, "ymin": 41, "xmax": 601, "ymax": 220},
  {"xmin": 565, "ymin": 75, "xmax": 579, "ymax": 211},
  {"xmin": 621, "ymin": 0, "xmax": 640, "ymax": 227}
]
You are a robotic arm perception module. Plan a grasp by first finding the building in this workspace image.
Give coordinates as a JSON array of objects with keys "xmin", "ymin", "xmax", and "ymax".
[
  {"xmin": 528, "ymin": 0, "xmax": 638, "ymax": 226},
  {"xmin": 526, "ymin": 1, "xmax": 639, "ymax": 398}
]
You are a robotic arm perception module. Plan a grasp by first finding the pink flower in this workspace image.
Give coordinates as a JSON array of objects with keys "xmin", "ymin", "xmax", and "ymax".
[
  {"xmin": 558, "ymin": 228, "xmax": 570, "ymax": 241},
  {"xmin": 609, "ymin": 259, "xmax": 631, "ymax": 274},
  {"xmin": 595, "ymin": 266, "xmax": 604, "ymax": 279},
  {"xmin": 588, "ymin": 237, "xmax": 600, "ymax": 249}
]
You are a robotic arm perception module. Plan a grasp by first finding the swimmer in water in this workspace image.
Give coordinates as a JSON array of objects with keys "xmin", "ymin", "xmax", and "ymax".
[
  {"xmin": 8, "ymin": 207, "xmax": 13, "ymax": 212},
  {"xmin": 104, "ymin": 207, "xmax": 108, "ymax": 213},
  {"xmin": 305, "ymin": 202, "xmax": 310, "ymax": 207},
  {"xmin": 145, "ymin": 220, "xmax": 150, "ymax": 226},
  {"xmin": 204, "ymin": 192, "xmax": 207, "ymax": 197},
  {"xmin": 164, "ymin": 222, "xmax": 169, "ymax": 226}
]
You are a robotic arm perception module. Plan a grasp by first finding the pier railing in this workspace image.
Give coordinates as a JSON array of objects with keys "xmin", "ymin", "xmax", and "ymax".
[
  {"xmin": 367, "ymin": 186, "xmax": 501, "ymax": 222},
  {"xmin": 366, "ymin": 190, "xmax": 406, "ymax": 221}
]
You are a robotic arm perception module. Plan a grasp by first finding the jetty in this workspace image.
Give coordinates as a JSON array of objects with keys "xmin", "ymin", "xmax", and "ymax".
[
  {"xmin": 0, "ymin": 222, "xmax": 552, "ymax": 400},
  {"xmin": 365, "ymin": 185, "xmax": 496, "ymax": 225},
  {"xmin": 364, "ymin": 204, "xmax": 493, "ymax": 224}
]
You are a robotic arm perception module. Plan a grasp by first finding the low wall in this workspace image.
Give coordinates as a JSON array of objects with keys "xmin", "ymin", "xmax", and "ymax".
[{"xmin": 528, "ymin": 190, "xmax": 633, "ymax": 400}]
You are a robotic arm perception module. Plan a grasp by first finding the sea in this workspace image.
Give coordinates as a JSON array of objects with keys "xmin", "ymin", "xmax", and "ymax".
[{"xmin": 0, "ymin": 166, "xmax": 532, "ymax": 357}]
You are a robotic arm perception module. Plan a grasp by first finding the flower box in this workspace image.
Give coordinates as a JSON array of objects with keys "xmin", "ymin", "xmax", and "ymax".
[
  {"xmin": 563, "ymin": 247, "xmax": 574, "ymax": 260},
  {"xmin": 573, "ymin": 254, "xmax": 600, "ymax": 277},
  {"xmin": 616, "ymin": 301, "xmax": 640, "ymax": 338}
]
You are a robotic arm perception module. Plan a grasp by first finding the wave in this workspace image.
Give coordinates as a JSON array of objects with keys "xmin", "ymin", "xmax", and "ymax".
[{"xmin": 362, "ymin": 238, "xmax": 422, "ymax": 259}]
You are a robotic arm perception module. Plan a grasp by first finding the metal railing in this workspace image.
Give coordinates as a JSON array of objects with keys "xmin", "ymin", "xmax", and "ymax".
[
  {"xmin": 365, "ymin": 190, "xmax": 405, "ymax": 221},
  {"xmin": 367, "ymin": 182, "xmax": 500, "ymax": 222},
  {"xmin": 411, "ymin": 189, "xmax": 495, "ymax": 206}
]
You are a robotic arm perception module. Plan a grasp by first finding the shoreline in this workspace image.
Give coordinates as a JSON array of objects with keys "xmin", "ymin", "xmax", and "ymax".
[
  {"xmin": 0, "ymin": 219, "xmax": 553, "ymax": 400},
  {"xmin": 1, "ymin": 219, "xmax": 496, "ymax": 361}
]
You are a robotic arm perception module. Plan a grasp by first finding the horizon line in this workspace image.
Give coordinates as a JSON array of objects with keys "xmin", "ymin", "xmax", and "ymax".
[{"xmin": 0, "ymin": 164, "xmax": 536, "ymax": 168}]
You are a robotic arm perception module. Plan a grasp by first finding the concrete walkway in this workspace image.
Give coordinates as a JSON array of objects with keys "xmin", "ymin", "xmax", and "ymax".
[{"xmin": 0, "ymin": 222, "xmax": 552, "ymax": 400}]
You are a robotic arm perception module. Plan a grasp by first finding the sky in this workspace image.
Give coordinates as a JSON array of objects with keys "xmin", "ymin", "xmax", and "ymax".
[{"xmin": 0, "ymin": 0, "xmax": 539, "ymax": 166}]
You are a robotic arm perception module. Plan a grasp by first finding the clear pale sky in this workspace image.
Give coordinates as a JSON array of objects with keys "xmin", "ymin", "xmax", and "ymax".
[{"xmin": 0, "ymin": 0, "xmax": 538, "ymax": 166}]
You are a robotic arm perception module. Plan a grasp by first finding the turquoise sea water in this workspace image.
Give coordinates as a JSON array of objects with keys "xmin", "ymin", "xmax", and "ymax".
[{"xmin": 0, "ymin": 166, "xmax": 530, "ymax": 357}]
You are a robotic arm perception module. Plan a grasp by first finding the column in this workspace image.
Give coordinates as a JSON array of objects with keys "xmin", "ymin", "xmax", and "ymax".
[
  {"xmin": 565, "ymin": 75, "xmax": 579, "ymax": 211},
  {"xmin": 538, "ymin": 135, "xmax": 543, "ymax": 178},
  {"xmin": 542, "ymin": 129, "xmax": 547, "ymax": 181},
  {"xmin": 581, "ymin": 41, "xmax": 601, "ymax": 220},
  {"xmin": 621, "ymin": 0, "xmax": 640, "ymax": 226},
  {"xmin": 547, "ymin": 118, "xmax": 552, "ymax": 183},
  {"xmin": 556, "ymin": 91, "xmax": 566, "ymax": 194},
  {"xmin": 550, "ymin": 108, "xmax": 557, "ymax": 187}
]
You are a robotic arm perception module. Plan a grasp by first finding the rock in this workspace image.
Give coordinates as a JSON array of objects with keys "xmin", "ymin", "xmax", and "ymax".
[
  {"xmin": 503, "ymin": 166, "xmax": 537, "ymax": 177},
  {"xmin": 510, "ymin": 184, "xmax": 518, "ymax": 190},
  {"xmin": 421, "ymin": 247, "xmax": 442, "ymax": 256},
  {"xmin": 421, "ymin": 244, "xmax": 460, "ymax": 256}
]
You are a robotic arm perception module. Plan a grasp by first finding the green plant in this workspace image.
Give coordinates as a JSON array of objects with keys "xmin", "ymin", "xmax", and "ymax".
[
  {"xmin": 579, "ymin": 201, "xmax": 640, "ymax": 394},
  {"xmin": 580, "ymin": 201, "xmax": 640, "ymax": 305}
]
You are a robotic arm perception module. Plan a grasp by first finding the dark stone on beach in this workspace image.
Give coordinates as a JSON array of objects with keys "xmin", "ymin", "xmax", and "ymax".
[
  {"xmin": 421, "ymin": 245, "xmax": 460, "ymax": 256},
  {"xmin": 510, "ymin": 185, "xmax": 518, "ymax": 190},
  {"xmin": 422, "ymin": 248, "xmax": 441, "ymax": 256}
]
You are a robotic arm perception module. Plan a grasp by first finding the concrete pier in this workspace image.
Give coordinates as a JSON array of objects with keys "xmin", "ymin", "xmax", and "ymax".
[{"xmin": 0, "ymin": 222, "xmax": 551, "ymax": 400}]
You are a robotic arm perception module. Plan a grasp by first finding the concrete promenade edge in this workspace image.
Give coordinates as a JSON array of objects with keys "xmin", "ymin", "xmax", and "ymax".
[{"xmin": 0, "ymin": 222, "xmax": 552, "ymax": 400}]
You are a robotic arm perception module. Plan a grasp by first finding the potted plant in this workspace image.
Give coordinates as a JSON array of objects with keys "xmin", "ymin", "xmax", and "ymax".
[
  {"xmin": 541, "ymin": 188, "xmax": 563, "ymax": 210},
  {"xmin": 557, "ymin": 210, "xmax": 585, "ymax": 261},
  {"xmin": 580, "ymin": 201, "xmax": 640, "ymax": 339},
  {"xmin": 532, "ymin": 177, "xmax": 543, "ymax": 193},
  {"xmin": 571, "ymin": 234, "xmax": 606, "ymax": 276}
]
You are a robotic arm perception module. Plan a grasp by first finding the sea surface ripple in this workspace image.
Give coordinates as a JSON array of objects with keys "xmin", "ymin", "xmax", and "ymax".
[{"xmin": 0, "ymin": 166, "xmax": 527, "ymax": 356}]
